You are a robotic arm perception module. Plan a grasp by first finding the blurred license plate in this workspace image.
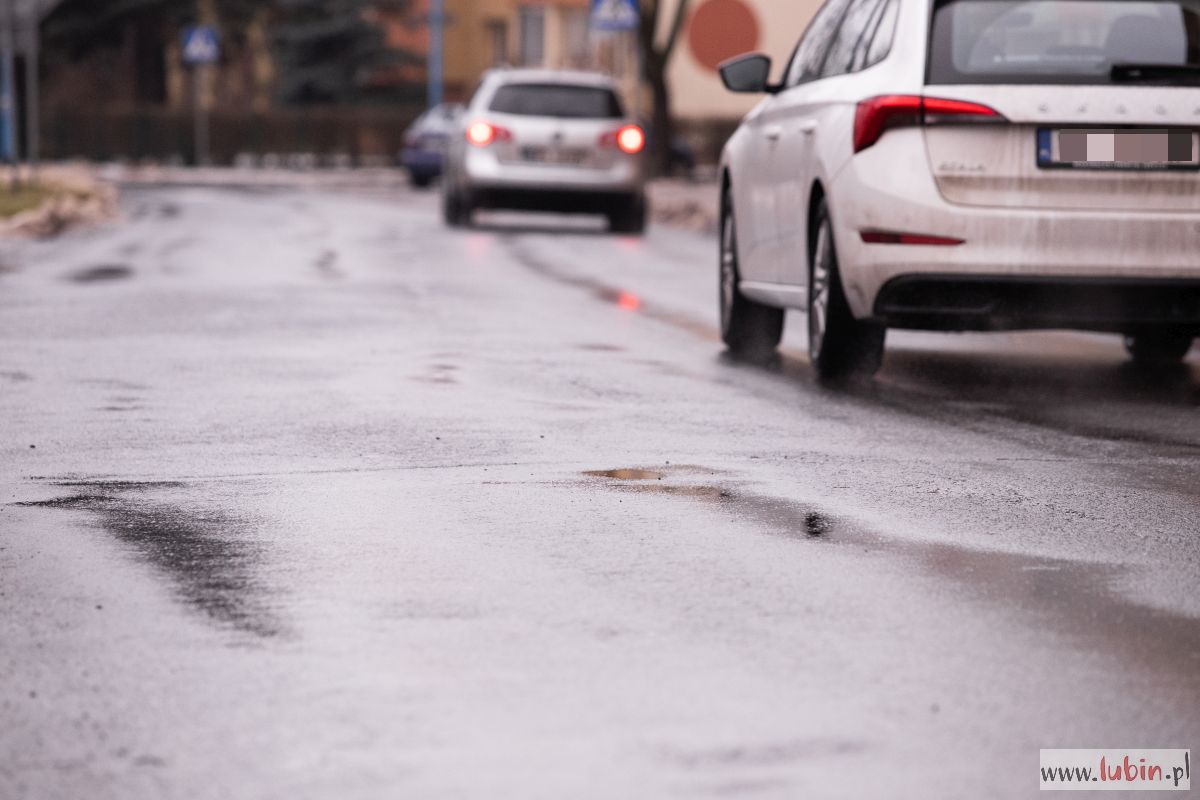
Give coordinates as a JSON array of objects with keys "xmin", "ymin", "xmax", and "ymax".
[
  {"xmin": 522, "ymin": 147, "xmax": 587, "ymax": 165},
  {"xmin": 1037, "ymin": 129, "xmax": 1199, "ymax": 170}
]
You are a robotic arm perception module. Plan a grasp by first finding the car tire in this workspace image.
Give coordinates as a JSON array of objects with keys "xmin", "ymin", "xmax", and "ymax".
[
  {"xmin": 807, "ymin": 199, "xmax": 885, "ymax": 381},
  {"xmin": 1123, "ymin": 331, "xmax": 1193, "ymax": 364},
  {"xmin": 608, "ymin": 194, "xmax": 647, "ymax": 235},
  {"xmin": 442, "ymin": 186, "xmax": 472, "ymax": 228},
  {"xmin": 719, "ymin": 189, "xmax": 784, "ymax": 362},
  {"xmin": 410, "ymin": 171, "xmax": 435, "ymax": 189}
]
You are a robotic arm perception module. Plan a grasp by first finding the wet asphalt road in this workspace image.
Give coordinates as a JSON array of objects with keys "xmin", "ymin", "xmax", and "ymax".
[{"xmin": 1, "ymin": 181, "xmax": 1198, "ymax": 799}]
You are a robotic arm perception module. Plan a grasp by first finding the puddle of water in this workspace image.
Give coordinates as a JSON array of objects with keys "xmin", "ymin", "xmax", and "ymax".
[
  {"xmin": 584, "ymin": 468, "xmax": 665, "ymax": 481},
  {"xmin": 622, "ymin": 484, "xmax": 733, "ymax": 501}
]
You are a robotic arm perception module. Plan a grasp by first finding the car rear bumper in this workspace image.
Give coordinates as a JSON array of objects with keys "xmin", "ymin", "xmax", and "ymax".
[
  {"xmin": 830, "ymin": 129, "xmax": 1200, "ymax": 328},
  {"xmin": 469, "ymin": 186, "xmax": 640, "ymax": 214},
  {"xmin": 874, "ymin": 275, "xmax": 1200, "ymax": 333},
  {"xmin": 462, "ymin": 148, "xmax": 642, "ymax": 194}
]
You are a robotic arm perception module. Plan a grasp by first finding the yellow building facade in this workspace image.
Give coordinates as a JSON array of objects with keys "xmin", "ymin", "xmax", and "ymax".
[{"xmin": 430, "ymin": 0, "xmax": 823, "ymax": 121}]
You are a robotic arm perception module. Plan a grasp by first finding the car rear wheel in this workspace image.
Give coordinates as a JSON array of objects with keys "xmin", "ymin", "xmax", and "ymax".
[
  {"xmin": 808, "ymin": 200, "xmax": 885, "ymax": 381},
  {"xmin": 1123, "ymin": 331, "xmax": 1193, "ymax": 364},
  {"xmin": 410, "ymin": 171, "xmax": 434, "ymax": 189},
  {"xmin": 608, "ymin": 194, "xmax": 647, "ymax": 235},
  {"xmin": 719, "ymin": 191, "xmax": 783, "ymax": 362}
]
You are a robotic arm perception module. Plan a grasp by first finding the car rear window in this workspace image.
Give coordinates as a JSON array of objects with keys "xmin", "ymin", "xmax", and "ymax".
[
  {"xmin": 929, "ymin": 0, "xmax": 1200, "ymax": 84},
  {"xmin": 487, "ymin": 83, "xmax": 624, "ymax": 118}
]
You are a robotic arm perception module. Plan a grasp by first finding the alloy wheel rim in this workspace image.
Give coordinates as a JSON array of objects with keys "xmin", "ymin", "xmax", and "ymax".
[
  {"xmin": 810, "ymin": 222, "xmax": 831, "ymax": 359},
  {"xmin": 720, "ymin": 212, "xmax": 736, "ymax": 335}
]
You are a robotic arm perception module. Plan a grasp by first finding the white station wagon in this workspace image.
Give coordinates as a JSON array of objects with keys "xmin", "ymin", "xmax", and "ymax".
[{"xmin": 718, "ymin": 0, "xmax": 1200, "ymax": 378}]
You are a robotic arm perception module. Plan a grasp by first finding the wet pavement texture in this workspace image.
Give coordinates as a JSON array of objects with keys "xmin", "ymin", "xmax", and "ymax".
[{"xmin": 1, "ymin": 184, "xmax": 1197, "ymax": 799}]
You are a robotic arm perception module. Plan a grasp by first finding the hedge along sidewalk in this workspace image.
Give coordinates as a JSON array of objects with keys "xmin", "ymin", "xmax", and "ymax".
[{"xmin": 0, "ymin": 164, "xmax": 120, "ymax": 238}]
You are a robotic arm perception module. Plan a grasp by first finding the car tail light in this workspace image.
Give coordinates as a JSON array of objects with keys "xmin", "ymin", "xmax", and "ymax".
[
  {"xmin": 860, "ymin": 230, "xmax": 964, "ymax": 246},
  {"xmin": 617, "ymin": 125, "xmax": 644, "ymax": 154},
  {"xmin": 466, "ymin": 121, "xmax": 512, "ymax": 147},
  {"xmin": 853, "ymin": 95, "xmax": 1005, "ymax": 153},
  {"xmin": 599, "ymin": 125, "xmax": 645, "ymax": 154}
]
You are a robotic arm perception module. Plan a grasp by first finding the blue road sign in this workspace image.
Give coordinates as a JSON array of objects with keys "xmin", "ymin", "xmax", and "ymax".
[
  {"xmin": 591, "ymin": 0, "xmax": 639, "ymax": 32},
  {"xmin": 182, "ymin": 26, "xmax": 220, "ymax": 66}
]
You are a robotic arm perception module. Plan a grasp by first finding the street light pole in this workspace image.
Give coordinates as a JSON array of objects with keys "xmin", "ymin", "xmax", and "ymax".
[
  {"xmin": 0, "ymin": 0, "xmax": 18, "ymax": 188},
  {"xmin": 427, "ymin": 0, "xmax": 443, "ymax": 109},
  {"xmin": 193, "ymin": 64, "xmax": 208, "ymax": 166},
  {"xmin": 24, "ymin": 1, "xmax": 37, "ymax": 179}
]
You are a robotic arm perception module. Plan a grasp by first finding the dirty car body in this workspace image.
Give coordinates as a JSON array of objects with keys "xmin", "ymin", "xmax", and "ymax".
[{"xmin": 718, "ymin": 0, "xmax": 1200, "ymax": 376}]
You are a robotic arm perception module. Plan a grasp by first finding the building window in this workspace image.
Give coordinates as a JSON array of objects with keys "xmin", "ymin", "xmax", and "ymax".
[
  {"xmin": 562, "ymin": 9, "xmax": 590, "ymax": 68},
  {"xmin": 488, "ymin": 20, "xmax": 509, "ymax": 66},
  {"xmin": 518, "ymin": 7, "xmax": 545, "ymax": 66}
]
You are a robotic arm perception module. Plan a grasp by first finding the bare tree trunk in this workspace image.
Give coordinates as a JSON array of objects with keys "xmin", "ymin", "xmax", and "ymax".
[
  {"xmin": 647, "ymin": 59, "xmax": 671, "ymax": 177},
  {"xmin": 638, "ymin": 0, "xmax": 690, "ymax": 178}
]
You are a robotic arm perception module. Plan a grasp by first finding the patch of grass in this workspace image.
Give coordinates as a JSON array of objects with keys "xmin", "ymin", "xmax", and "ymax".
[{"xmin": 0, "ymin": 184, "xmax": 53, "ymax": 219}]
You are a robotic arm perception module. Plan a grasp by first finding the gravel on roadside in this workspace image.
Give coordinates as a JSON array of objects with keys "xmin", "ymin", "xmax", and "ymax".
[
  {"xmin": 0, "ymin": 164, "xmax": 119, "ymax": 238},
  {"xmin": 646, "ymin": 178, "xmax": 719, "ymax": 235},
  {"xmin": 6, "ymin": 162, "xmax": 722, "ymax": 237}
]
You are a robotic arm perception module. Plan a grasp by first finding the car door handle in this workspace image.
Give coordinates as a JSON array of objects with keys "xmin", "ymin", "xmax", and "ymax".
[
  {"xmin": 764, "ymin": 125, "xmax": 783, "ymax": 142},
  {"xmin": 798, "ymin": 120, "xmax": 818, "ymax": 135}
]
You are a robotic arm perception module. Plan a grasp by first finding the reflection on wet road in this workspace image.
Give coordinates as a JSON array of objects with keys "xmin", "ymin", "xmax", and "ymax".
[
  {"xmin": 0, "ymin": 186, "xmax": 1196, "ymax": 799},
  {"xmin": 19, "ymin": 482, "xmax": 284, "ymax": 639}
]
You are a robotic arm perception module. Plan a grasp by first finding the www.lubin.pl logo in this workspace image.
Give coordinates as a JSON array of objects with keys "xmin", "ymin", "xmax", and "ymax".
[{"xmin": 1040, "ymin": 749, "xmax": 1191, "ymax": 791}]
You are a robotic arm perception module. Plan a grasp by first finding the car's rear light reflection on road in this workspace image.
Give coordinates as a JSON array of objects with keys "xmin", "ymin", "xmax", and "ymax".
[
  {"xmin": 617, "ymin": 291, "xmax": 641, "ymax": 310},
  {"xmin": 466, "ymin": 233, "xmax": 494, "ymax": 259}
]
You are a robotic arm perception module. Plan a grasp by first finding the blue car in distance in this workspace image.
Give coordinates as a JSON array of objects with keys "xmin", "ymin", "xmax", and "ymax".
[{"xmin": 400, "ymin": 104, "xmax": 464, "ymax": 188}]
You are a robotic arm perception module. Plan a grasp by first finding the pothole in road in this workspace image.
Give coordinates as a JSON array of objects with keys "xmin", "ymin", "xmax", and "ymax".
[
  {"xmin": 583, "ymin": 468, "xmax": 834, "ymax": 538},
  {"xmin": 69, "ymin": 264, "xmax": 133, "ymax": 283},
  {"xmin": 584, "ymin": 468, "xmax": 665, "ymax": 480}
]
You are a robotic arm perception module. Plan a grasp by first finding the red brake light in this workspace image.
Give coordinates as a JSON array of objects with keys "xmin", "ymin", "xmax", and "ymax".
[
  {"xmin": 599, "ymin": 125, "xmax": 645, "ymax": 154},
  {"xmin": 852, "ymin": 95, "xmax": 1004, "ymax": 153},
  {"xmin": 616, "ymin": 125, "xmax": 644, "ymax": 154},
  {"xmin": 921, "ymin": 96, "xmax": 1004, "ymax": 123},
  {"xmin": 853, "ymin": 95, "xmax": 922, "ymax": 154},
  {"xmin": 466, "ymin": 120, "xmax": 512, "ymax": 147}
]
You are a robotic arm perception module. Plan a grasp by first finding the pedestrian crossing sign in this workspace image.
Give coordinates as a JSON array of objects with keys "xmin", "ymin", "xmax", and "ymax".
[
  {"xmin": 591, "ymin": 0, "xmax": 639, "ymax": 32},
  {"xmin": 182, "ymin": 26, "xmax": 220, "ymax": 66}
]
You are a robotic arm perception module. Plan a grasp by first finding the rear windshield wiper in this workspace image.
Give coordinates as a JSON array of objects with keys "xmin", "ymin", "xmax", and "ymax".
[{"xmin": 1110, "ymin": 63, "xmax": 1200, "ymax": 83}]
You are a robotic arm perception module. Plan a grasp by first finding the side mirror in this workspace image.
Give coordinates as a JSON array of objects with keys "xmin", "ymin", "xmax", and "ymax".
[{"xmin": 718, "ymin": 53, "xmax": 775, "ymax": 94}]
